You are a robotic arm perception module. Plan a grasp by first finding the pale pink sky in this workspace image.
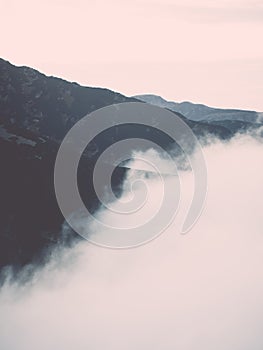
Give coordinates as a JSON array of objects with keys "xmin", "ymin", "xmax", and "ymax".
[{"xmin": 1, "ymin": 0, "xmax": 263, "ymax": 110}]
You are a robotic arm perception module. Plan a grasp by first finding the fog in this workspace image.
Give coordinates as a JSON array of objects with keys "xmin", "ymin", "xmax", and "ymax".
[{"xmin": 1, "ymin": 133, "xmax": 263, "ymax": 349}]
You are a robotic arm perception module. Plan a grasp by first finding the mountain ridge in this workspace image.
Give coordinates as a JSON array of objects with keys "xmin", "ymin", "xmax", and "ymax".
[
  {"xmin": 0, "ymin": 58, "xmax": 234, "ymax": 273},
  {"xmin": 134, "ymin": 94, "xmax": 261, "ymax": 123}
]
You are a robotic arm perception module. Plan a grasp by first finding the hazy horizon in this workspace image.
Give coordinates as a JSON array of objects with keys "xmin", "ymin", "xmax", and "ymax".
[{"xmin": 2, "ymin": 0, "xmax": 263, "ymax": 111}]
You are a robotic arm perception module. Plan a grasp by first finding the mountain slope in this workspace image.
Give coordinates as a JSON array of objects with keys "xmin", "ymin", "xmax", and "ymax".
[
  {"xmin": 0, "ymin": 59, "xmax": 232, "ymax": 272},
  {"xmin": 0, "ymin": 59, "xmax": 232, "ymax": 142},
  {"xmin": 0, "ymin": 58, "xmax": 139, "ymax": 141}
]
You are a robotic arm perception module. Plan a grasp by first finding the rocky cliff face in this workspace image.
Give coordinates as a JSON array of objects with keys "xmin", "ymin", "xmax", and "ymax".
[{"xmin": 0, "ymin": 58, "xmax": 232, "ymax": 272}]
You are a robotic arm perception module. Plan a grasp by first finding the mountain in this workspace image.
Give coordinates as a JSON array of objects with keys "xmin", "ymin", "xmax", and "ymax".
[
  {"xmin": 0, "ymin": 58, "xmax": 233, "ymax": 273},
  {"xmin": 0, "ymin": 58, "xmax": 139, "ymax": 141},
  {"xmin": 0, "ymin": 120, "xmax": 127, "ymax": 273},
  {"xmin": 0, "ymin": 59, "xmax": 232, "ymax": 142},
  {"xmin": 134, "ymin": 94, "xmax": 262, "ymax": 132}
]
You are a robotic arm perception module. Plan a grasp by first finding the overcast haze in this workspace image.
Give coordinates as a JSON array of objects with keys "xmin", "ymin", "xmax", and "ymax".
[{"xmin": 1, "ymin": 0, "xmax": 263, "ymax": 110}]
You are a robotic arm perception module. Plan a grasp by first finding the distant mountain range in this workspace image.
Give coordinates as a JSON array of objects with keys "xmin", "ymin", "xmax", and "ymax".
[
  {"xmin": 0, "ymin": 58, "xmax": 260, "ymax": 272},
  {"xmin": 135, "ymin": 94, "xmax": 263, "ymax": 133}
]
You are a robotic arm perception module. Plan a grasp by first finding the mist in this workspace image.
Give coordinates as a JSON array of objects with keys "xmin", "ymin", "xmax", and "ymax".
[{"xmin": 1, "ymin": 133, "xmax": 263, "ymax": 350}]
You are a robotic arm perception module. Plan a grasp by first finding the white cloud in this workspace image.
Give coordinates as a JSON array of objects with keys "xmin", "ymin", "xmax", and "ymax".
[{"xmin": 1, "ymin": 133, "xmax": 263, "ymax": 349}]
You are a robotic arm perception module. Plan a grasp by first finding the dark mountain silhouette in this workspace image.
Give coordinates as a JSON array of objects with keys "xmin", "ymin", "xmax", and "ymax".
[{"xmin": 0, "ymin": 58, "xmax": 233, "ymax": 273}]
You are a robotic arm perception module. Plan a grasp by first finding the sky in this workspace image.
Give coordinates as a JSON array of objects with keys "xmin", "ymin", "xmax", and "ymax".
[{"xmin": 1, "ymin": 0, "xmax": 263, "ymax": 110}]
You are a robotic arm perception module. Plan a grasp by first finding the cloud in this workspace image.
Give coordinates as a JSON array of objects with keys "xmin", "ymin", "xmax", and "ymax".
[{"xmin": 1, "ymin": 133, "xmax": 263, "ymax": 349}]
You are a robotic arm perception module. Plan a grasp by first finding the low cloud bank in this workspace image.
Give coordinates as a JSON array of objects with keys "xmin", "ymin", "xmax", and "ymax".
[{"xmin": 1, "ymin": 134, "xmax": 263, "ymax": 349}]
